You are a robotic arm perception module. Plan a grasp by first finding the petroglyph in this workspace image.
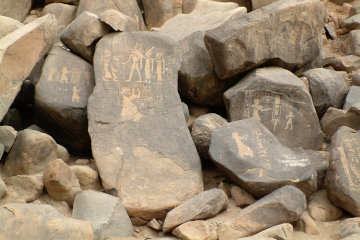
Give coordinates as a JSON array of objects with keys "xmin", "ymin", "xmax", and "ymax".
[{"xmin": 232, "ymin": 132, "xmax": 254, "ymax": 158}]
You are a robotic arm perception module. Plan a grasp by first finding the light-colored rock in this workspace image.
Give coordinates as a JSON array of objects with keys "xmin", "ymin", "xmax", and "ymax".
[
  {"xmin": 323, "ymin": 55, "xmax": 360, "ymax": 73},
  {"xmin": 308, "ymin": 190, "xmax": 343, "ymax": 222},
  {"xmin": 230, "ymin": 185, "xmax": 255, "ymax": 208},
  {"xmin": 32, "ymin": 194, "xmax": 72, "ymax": 217},
  {"xmin": 69, "ymin": 165, "xmax": 102, "ymax": 191},
  {"xmin": 0, "ymin": 16, "xmax": 23, "ymax": 39},
  {"xmin": 238, "ymin": 223, "xmax": 293, "ymax": 240},
  {"xmin": 251, "ymin": 0, "xmax": 278, "ymax": 9},
  {"xmin": 295, "ymin": 211, "xmax": 320, "ymax": 235},
  {"xmin": 57, "ymin": 144, "xmax": 69, "ymax": 162},
  {"xmin": 172, "ymin": 220, "xmax": 218, "ymax": 240},
  {"xmin": 99, "ymin": 9, "xmax": 139, "ymax": 32},
  {"xmin": 0, "ymin": 0, "xmax": 31, "ymax": 21},
  {"xmin": 0, "ymin": 178, "xmax": 6, "ymax": 198},
  {"xmin": 346, "ymin": 30, "xmax": 360, "ymax": 56},
  {"xmin": 4, "ymin": 174, "xmax": 44, "ymax": 203},
  {"xmin": 329, "ymin": 218, "xmax": 360, "ymax": 240},
  {"xmin": 0, "ymin": 126, "xmax": 17, "ymax": 152},
  {"xmin": 342, "ymin": 14, "xmax": 360, "ymax": 30},
  {"xmin": 344, "ymin": 86, "xmax": 360, "ymax": 110},
  {"xmin": 147, "ymin": 219, "xmax": 163, "ymax": 231}
]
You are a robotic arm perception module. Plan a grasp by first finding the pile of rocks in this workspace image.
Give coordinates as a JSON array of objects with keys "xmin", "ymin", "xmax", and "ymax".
[{"xmin": 1, "ymin": 0, "xmax": 360, "ymax": 239}]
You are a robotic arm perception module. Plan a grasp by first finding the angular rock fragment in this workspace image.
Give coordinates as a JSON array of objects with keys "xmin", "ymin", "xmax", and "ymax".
[
  {"xmin": 342, "ymin": 14, "xmax": 360, "ymax": 30},
  {"xmin": 238, "ymin": 223, "xmax": 294, "ymax": 240},
  {"xmin": 172, "ymin": 220, "xmax": 218, "ymax": 240},
  {"xmin": 344, "ymin": 86, "xmax": 360, "ymax": 110},
  {"xmin": 99, "ymin": 9, "xmax": 139, "ymax": 32},
  {"xmin": 351, "ymin": 2, "xmax": 360, "ymax": 17},
  {"xmin": 0, "ymin": 16, "xmax": 23, "ymax": 39},
  {"xmin": 346, "ymin": 30, "xmax": 360, "ymax": 56},
  {"xmin": 0, "ymin": 126, "xmax": 17, "ymax": 152},
  {"xmin": 69, "ymin": 165, "xmax": 102, "ymax": 191},
  {"xmin": 308, "ymin": 190, "xmax": 343, "ymax": 222},
  {"xmin": 230, "ymin": 185, "xmax": 255, "ymax": 208},
  {"xmin": 295, "ymin": 211, "xmax": 320, "ymax": 235},
  {"xmin": 5, "ymin": 174, "xmax": 44, "ymax": 203},
  {"xmin": 323, "ymin": 55, "xmax": 360, "ymax": 73},
  {"xmin": 0, "ymin": 0, "xmax": 31, "ymax": 22}
]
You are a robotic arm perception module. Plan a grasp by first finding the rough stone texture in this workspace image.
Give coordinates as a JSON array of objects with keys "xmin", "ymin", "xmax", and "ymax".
[
  {"xmin": 99, "ymin": 9, "xmax": 140, "ymax": 32},
  {"xmin": 351, "ymin": 2, "xmax": 360, "ymax": 17},
  {"xmin": 0, "ymin": 0, "xmax": 31, "ymax": 22},
  {"xmin": 159, "ymin": 2, "xmax": 246, "ymax": 106},
  {"xmin": 323, "ymin": 55, "xmax": 360, "ymax": 73},
  {"xmin": 191, "ymin": 113, "xmax": 227, "ymax": 160},
  {"xmin": 73, "ymin": 190, "xmax": 134, "ymax": 240},
  {"xmin": 209, "ymin": 118, "xmax": 317, "ymax": 198},
  {"xmin": 224, "ymin": 67, "xmax": 324, "ymax": 150},
  {"xmin": 69, "ymin": 165, "xmax": 102, "ymax": 191},
  {"xmin": 326, "ymin": 126, "xmax": 360, "ymax": 216},
  {"xmin": 0, "ymin": 15, "xmax": 57, "ymax": 122},
  {"xmin": 43, "ymin": 158, "xmax": 81, "ymax": 206},
  {"xmin": 147, "ymin": 219, "xmax": 163, "ymax": 230},
  {"xmin": 88, "ymin": 32, "xmax": 203, "ymax": 220},
  {"xmin": 142, "ymin": 0, "xmax": 177, "ymax": 28},
  {"xmin": 32, "ymin": 194, "xmax": 72, "ymax": 217},
  {"xmin": 163, "ymin": 188, "xmax": 228, "ymax": 233},
  {"xmin": 306, "ymin": 150, "xmax": 330, "ymax": 189},
  {"xmin": 172, "ymin": 220, "xmax": 218, "ymax": 240},
  {"xmin": 238, "ymin": 223, "xmax": 294, "ymax": 240},
  {"xmin": 0, "ymin": 16, "xmax": 23, "ymax": 39},
  {"xmin": 4, "ymin": 174, "xmax": 44, "ymax": 203},
  {"xmin": 35, "ymin": 46, "xmax": 94, "ymax": 155},
  {"xmin": 343, "ymin": 234, "xmax": 360, "ymax": 240},
  {"xmin": 230, "ymin": 185, "xmax": 256, "ymax": 208},
  {"xmin": 295, "ymin": 211, "xmax": 320, "ymax": 235},
  {"xmin": 0, "ymin": 203, "xmax": 94, "ymax": 240},
  {"xmin": 57, "ymin": 144, "xmax": 69, "ymax": 162},
  {"xmin": 301, "ymin": 68, "xmax": 349, "ymax": 117},
  {"xmin": 204, "ymin": 0, "xmax": 327, "ymax": 79},
  {"xmin": 0, "ymin": 178, "xmax": 6, "ymax": 198},
  {"xmin": 346, "ymin": 30, "xmax": 360, "ymax": 56},
  {"xmin": 344, "ymin": 86, "xmax": 360, "ymax": 110},
  {"xmin": 2, "ymin": 129, "xmax": 58, "ymax": 177},
  {"xmin": 61, "ymin": 11, "xmax": 111, "ymax": 62},
  {"xmin": 251, "ymin": 0, "xmax": 278, "ymax": 9},
  {"xmin": 330, "ymin": 218, "xmax": 360, "ymax": 240},
  {"xmin": 342, "ymin": 14, "xmax": 360, "ymax": 30},
  {"xmin": 308, "ymin": 190, "xmax": 343, "ymax": 222},
  {"xmin": 0, "ymin": 126, "xmax": 17, "ymax": 152},
  {"xmin": 218, "ymin": 185, "xmax": 306, "ymax": 240}
]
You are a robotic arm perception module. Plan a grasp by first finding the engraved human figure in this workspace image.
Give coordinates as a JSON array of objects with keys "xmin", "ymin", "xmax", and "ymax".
[
  {"xmin": 144, "ymin": 47, "xmax": 154, "ymax": 83},
  {"xmin": 60, "ymin": 67, "xmax": 70, "ymax": 83},
  {"xmin": 71, "ymin": 68, "xmax": 81, "ymax": 85},
  {"xmin": 48, "ymin": 67, "xmax": 57, "ymax": 82},
  {"xmin": 155, "ymin": 52, "xmax": 165, "ymax": 84},
  {"xmin": 284, "ymin": 111, "xmax": 294, "ymax": 130},
  {"xmin": 251, "ymin": 99, "xmax": 269, "ymax": 121},
  {"xmin": 271, "ymin": 95, "xmax": 281, "ymax": 132},
  {"xmin": 103, "ymin": 50, "xmax": 118, "ymax": 81},
  {"xmin": 72, "ymin": 86, "xmax": 80, "ymax": 102},
  {"xmin": 123, "ymin": 43, "xmax": 144, "ymax": 82}
]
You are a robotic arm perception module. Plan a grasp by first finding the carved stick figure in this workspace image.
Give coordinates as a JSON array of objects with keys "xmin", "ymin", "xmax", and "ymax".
[
  {"xmin": 144, "ymin": 47, "xmax": 154, "ymax": 83},
  {"xmin": 60, "ymin": 67, "xmax": 70, "ymax": 83},
  {"xmin": 124, "ymin": 43, "xmax": 144, "ymax": 82},
  {"xmin": 285, "ymin": 111, "xmax": 294, "ymax": 130},
  {"xmin": 155, "ymin": 52, "xmax": 165, "ymax": 84},
  {"xmin": 72, "ymin": 86, "xmax": 80, "ymax": 102},
  {"xmin": 103, "ymin": 50, "xmax": 118, "ymax": 81}
]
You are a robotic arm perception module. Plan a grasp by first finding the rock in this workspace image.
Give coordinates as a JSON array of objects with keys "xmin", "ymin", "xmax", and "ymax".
[
  {"xmin": 182, "ymin": 102, "xmax": 190, "ymax": 123},
  {"xmin": 344, "ymin": 86, "xmax": 360, "ymax": 110},
  {"xmin": 28, "ymin": 57, "xmax": 45, "ymax": 85},
  {"xmin": 0, "ymin": 109, "xmax": 23, "ymax": 130},
  {"xmin": 2, "ymin": 129, "xmax": 58, "ymax": 177},
  {"xmin": 4, "ymin": 174, "xmax": 44, "ymax": 203},
  {"xmin": 351, "ymin": 2, "xmax": 360, "ymax": 17},
  {"xmin": 57, "ymin": 144, "xmax": 69, "ymax": 162},
  {"xmin": 0, "ymin": 14, "xmax": 57, "ymax": 122},
  {"xmin": 204, "ymin": 0, "xmax": 327, "ymax": 79},
  {"xmin": 346, "ymin": 30, "xmax": 360, "ymax": 56},
  {"xmin": 209, "ymin": 118, "xmax": 317, "ymax": 198},
  {"xmin": 43, "ymin": 158, "xmax": 81, "ymax": 206},
  {"xmin": 308, "ymin": 190, "xmax": 343, "ymax": 222},
  {"xmin": 60, "ymin": 11, "xmax": 111, "ymax": 62},
  {"xmin": 142, "ymin": 0, "xmax": 177, "ymax": 28},
  {"xmin": 306, "ymin": 150, "xmax": 330, "ymax": 189},
  {"xmin": 99, "ymin": 9, "xmax": 140, "ymax": 32},
  {"xmin": 218, "ymin": 182, "xmax": 231, "ymax": 197},
  {"xmin": 73, "ymin": 190, "xmax": 134, "ymax": 240},
  {"xmin": 224, "ymin": 67, "xmax": 324, "ymax": 150},
  {"xmin": 342, "ymin": 14, "xmax": 360, "ymax": 30},
  {"xmin": 147, "ymin": 219, "xmax": 163, "ymax": 231},
  {"xmin": 76, "ymin": 0, "xmax": 145, "ymax": 30},
  {"xmin": 325, "ymin": 23, "xmax": 337, "ymax": 40},
  {"xmin": 69, "ymin": 165, "xmax": 102, "ymax": 191},
  {"xmin": 191, "ymin": 113, "xmax": 227, "ymax": 160},
  {"xmin": 0, "ymin": 126, "xmax": 17, "ymax": 152},
  {"xmin": 32, "ymin": 194, "xmax": 72, "ymax": 217},
  {"xmin": 159, "ymin": 2, "xmax": 246, "ymax": 106},
  {"xmin": 230, "ymin": 185, "xmax": 256, "ymax": 208},
  {"xmin": 0, "ymin": 16, "xmax": 23, "ymax": 39},
  {"xmin": 251, "ymin": 0, "xmax": 278, "ymax": 10},
  {"xmin": 0, "ymin": 178, "xmax": 6, "ymax": 198},
  {"xmin": 218, "ymin": 185, "xmax": 306, "ymax": 240},
  {"xmin": 45, "ymin": 0, "xmax": 79, "ymax": 5},
  {"xmin": 330, "ymin": 218, "xmax": 360, "ymax": 240},
  {"xmin": 326, "ymin": 126, "xmax": 360, "ymax": 216},
  {"xmin": 351, "ymin": 69, "xmax": 360, "ymax": 86},
  {"xmin": 301, "ymin": 68, "xmax": 349, "ymax": 117},
  {"xmin": 172, "ymin": 220, "xmax": 218, "ymax": 240},
  {"xmin": 131, "ymin": 217, "xmax": 148, "ymax": 226},
  {"xmin": 0, "ymin": 143, "xmax": 4, "ymax": 159},
  {"xmin": 238, "ymin": 223, "xmax": 294, "ymax": 240},
  {"xmin": 323, "ymin": 55, "xmax": 360, "ymax": 73},
  {"xmin": 163, "ymin": 189, "xmax": 228, "ymax": 233},
  {"xmin": 35, "ymin": 46, "xmax": 94, "ymax": 154},
  {"xmin": 295, "ymin": 211, "xmax": 320, "ymax": 235},
  {"xmin": 88, "ymin": 32, "xmax": 203, "ymax": 220},
  {"xmin": 0, "ymin": 0, "xmax": 31, "ymax": 22},
  {"xmin": 0, "ymin": 203, "xmax": 94, "ymax": 240},
  {"xmin": 343, "ymin": 234, "xmax": 360, "ymax": 240}
]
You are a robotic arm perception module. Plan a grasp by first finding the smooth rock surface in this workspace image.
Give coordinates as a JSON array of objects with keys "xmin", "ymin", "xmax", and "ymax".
[
  {"xmin": 344, "ymin": 86, "xmax": 360, "ymax": 110},
  {"xmin": 0, "ymin": 0, "xmax": 31, "ymax": 21},
  {"xmin": 0, "ymin": 16, "xmax": 23, "ymax": 39},
  {"xmin": 0, "ymin": 126, "xmax": 17, "ymax": 152},
  {"xmin": 69, "ymin": 165, "xmax": 102, "ymax": 191},
  {"xmin": 308, "ymin": 190, "xmax": 343, "ymax": 222},
  {"xmin": 342, "ymin": 14, "xmax": 360, "ymax": 30},
  {"xmin": 4, "ymin": 174, "xmax": 44, "ymax": 203},
  {"xmin": 346, "ymin": 30, "xmax": 360, "ymax": 56},
  {"xmin": 172, "ymin": 220, "xmax": 218, "ymax": 240},
  {"xmin": 99, "ymin": 9, "xmax": 140, "ymax": 32},
  {"xmin": 230, "ymin": 185, "xmax": 256, "ymax": 208}
]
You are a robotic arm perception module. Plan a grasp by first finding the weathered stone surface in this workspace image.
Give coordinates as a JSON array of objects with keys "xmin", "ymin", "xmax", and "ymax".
[
  {"xmin": 35, "ymin": 46, "xmax": 94, "ymax": 154},
  {"xmin": 224, "ymin": 67, "xmax": 324, "ymax": 150},
  {"xmin": 191, "ymin": 113, "xmax": 227, "ymax": 160},
  {"xmin": 88, "ymin": 32, "xmax": 203, "ymax": 220},
  {"xmin": 238, "ymin": 223, "xmax": 293, "ymax": 240},
  {"xmin": 182, "ymin": 102, "xmax": 190, "ymax": 123},
  {"xmin": 0, "ymin": 126, "xmax": 17, "ymax": 152},
  {"xmin": 4, "ymin": 174, "xmax": 44, "ymax": 203},
  {"xmin": 351, "ymin": 2, "xmax": 360, "ymax": 17},
  {"xmin": 308, "ymin": 190, "xmax": 343, "ymax": 222},
  {"xmin": 0, "ymin": 143, "xmax": 4, "ymax": 160},
  {"xmin": 329, "ymin": 218, "xmax": 360, "ymax": 240},
  {"xmin": 61, "ymin": 11, "xmax": 111, "ymax": 62},
  {"xmin": 142, "ymin": 0, "xmax": 176, "ymax": 28},
  {"xmin": 342, "ymin": 14, "xmax": 360, "ymax": 30},
  {"xmin": 344, "ymin": 86, "xmax": 360, "ymax": 110},
  {"xmin": 204, "ymin": 0, "xmax": 327, "ymax": 79},
  {"xmin": 326, "ymin": 126, "xmax": 360, "ymax": 216},
  {"xmin": 43, "ymin": 158, "xmax": 81, "ymax": 206},
  {"xmin": 351, "ymin": 69, "xmax": 360, "ymax": 86},
  {"xmin": 73, "ymin": 190, "xmax": 134, "ymax": 240},
  {"xmin": 209, "ymin": 118, "xmax": 317, "ymax": 198},
  {"xmin": 99, "ymin": 9, "xmax": 140, "ymax": 32},
  {"xmin": 218, "ymin": 185, "xmax": 306, "ymax": 240},
  {"xmin": 2, "ymin": 129, "xmax": 58, "ymax": 177},
  {"xmin": 69, "ymin": 165, "xmax": 102, "ymax": 191},
  {"xmin": 32, "ymin": 194, "xmax": 72, "ymax": 217},
  {"xmin": 295, "ymin": 211, "xmax": 320, "ymax": 235},
  {"xmin": 147, "ymin": 218, "xmax": 163, "ymax": 230},
  {"xmin": 172, "ymin": 220, "xmax": 218, "ymax": 240},
  {"xmin": 76, "ymin": 0, "xmax": 145, "ymax": 30},
  {"xmin": 0, "ymin": 15, "xmax": 57, "ymax": 122},
  {"xmin": 0, "ymin": 0, "xmax": 31, "ymax": 22},
  {"xmin": 306, "ymin": 150, "xmax": 330, "ymax": 189},
  {"xmin": 0, "ymin": 203, "xmax": 94, "ymax": 240},
  {"xmin": 251, "ymin": 0, "xmax": 278, "ymax": 9},
  {"xmin": 0, "ymin": 178, "xmax": 6, "ymax": 198},
  {"xmin": 57, "ymin": 144, "xmax": 69, "ymax": 162},
  {"xmin": 163, "ymin": 188, "xmax": 228, "ymax": 233},
  {"xmin": 230, "ymin": 185, "xmax": 256, "ymax": 208},
  {"xmin": 159, "ymin": 2, "xmax": 246, "ymax": 106},
  {"xmin": 45, "ymin": 0, "xmax": 79, "ymax": 5},
  {"xmin": 323, "ymin": 55, "xmax": 360, "ymax": 73},
  {"xmin": 301, "ymin": 68, "xmax": 349, "ymax": 117},
  {"xmin": 346, "ymin": 30, "xmax": 360, "ymax": 56},
  {"xmin": 0, "ymin": 16, "xmax": 23, "ymax": 39}
]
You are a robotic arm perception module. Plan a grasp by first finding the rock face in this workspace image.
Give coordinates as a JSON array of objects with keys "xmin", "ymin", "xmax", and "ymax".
[
  {"xmin": 209, "ymin": 118, "xmax": 317, "ymax": 197},
  {"xmin": 73, "ymin": 190, "xmax": 134, "ymax": 240},
  {"xmin": 344, "ymin": 86, "xmax": 360, "ymax": 110},
  {"xmin": 0, "ymin": 14, "xmax": 57, "ymax": 122},
  {"xmin": 0, "ymin": 16, "xmax": 23, "ymax": 39},
  {"xmin": 342, "ymin": 14, "xmax": 360, "ymax": 30},
  {"xmin": 0, "ymin": 0, "xmax": 31, "ymax": 22},
  {"xmin": 0, "ymin": 203, "xmax": 94, "ymax": 240},
  {"xmin": 224, "ymin": 67, "xmax": 324, "ymax": 150},
  {"xmin": 99, "ymin": 9, "xmax": 140, "ymax": 32},
  {"xmin": 204, "ymin": 0, "xmax": 327, "ymax": 79},
  {"xmin": 218, "ymin": 185, "xmax": 306, "ymax": 240},
  {"xmin": 2, "ymin": 129, "xmax": 58, "ymax": 177},
  {"xmin": 326, "ymin": 126, "xmax": 360, "ymax": 216},
  {"xmin": 142, "ymin": 0, "xmax": 176, "ymax": 28},
  {"xmin": 88, "ymin": 32, "xmax": 203, "ymax": 220},
  {"xmin": 252, "ymin": 0, "xmax": 278, "ymax": 9},
  {"xmin": 301, "ymin": 68, "xmax": 349, "ymax": 116},
  {"xmin": 163, "ymin": 188, "xmax": 228, "ymax": 233},
  {"xmin": 35, "ymin": 46, "xmax": 94, "ymax": 155}
]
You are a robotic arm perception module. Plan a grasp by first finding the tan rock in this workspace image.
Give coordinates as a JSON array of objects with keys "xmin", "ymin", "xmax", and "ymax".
[
  {"xmin": 238, "ymin": 223, "xmax": 293, "ymax": 240},
  {"xmin": 4, "ymin": 174, "xmax": 44, "ymax": 203},
  {"xmin": 230, "ymin": 185, "xmax": 255, "ymax": 208},
  {"xmin": 69, "ymin": 165, "xmax": 102, "ymax": 191},
  {"xmin": 45, "ymin": 0, "xmax": 79, "ymax": 5},
  {"xmin": 57, "ymin": 144, "xmax": 69, "ymax": 162},
  {"xmin": 173, "ymin": 220, "xmax": 218, "ymax": 240},
  {"xmin": 0, "ymin": 0, "xmax": 31, "ymax": 22},
  {"xmin": 0, "ymin": 16, "xmax": 23, "ymax": 39},
  {"xmin": 0, "ymin": 178, "xmax": 6, "ymax": 198},
  {"xmin": 32, "ymin": 194, "xmax": 72, "ymax": 217},
  {"xmin": 147, "ymin": 219, "xmax": 163, "ymax": 231},
  {"xmin": 308, "ymin": 190, "xmax": 343, "ymax": 222},
  {"xmin": 0, "ymin": 125, "xmax": 17, "ymax": 153}
]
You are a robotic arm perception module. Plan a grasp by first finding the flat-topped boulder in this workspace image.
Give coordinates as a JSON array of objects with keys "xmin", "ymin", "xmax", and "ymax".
[{"xmin": 88, "ymin": 32, "xmax": 203, "ymax": 220}]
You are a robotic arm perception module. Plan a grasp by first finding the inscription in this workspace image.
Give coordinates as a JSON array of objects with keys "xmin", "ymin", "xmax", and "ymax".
[
  {"xmin": 232, "ymin": 133, "xmax": 254, "ymax": 158},
  {"xmin": 342, "ymin": 138, "xmax": 360, "ymax": 191}
]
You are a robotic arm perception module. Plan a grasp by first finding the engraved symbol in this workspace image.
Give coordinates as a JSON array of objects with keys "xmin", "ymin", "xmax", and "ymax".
[
  {"xmin": 72, "ymin": 86, "xmax": 80, "ymax": 102},
  {"xmin": 124, "ymin": 43, "xmax": 144, "ymax": 82},
  {"xmin": 60, "ymin": 67, "xmax": 70, "ymax": 83},
  {"xmin": 104, "ymin": 50, "xmax": 118, "ymax": 81},
  {"xmin": 155, "ymin": 52, "xmax": 165, "ymax": 84},
  {"xmin": 71, "ymin": 68, "xmax": 81, "ymax": 84},
  {"xmin": 48, "ymin": 67, "xmax": 57, "ymax": 82},
  {"xmin": 285, "ymin": 111, "xmax": 294, "ymax": 130},
  {"xmin": 251, "ymin": 99, "xmax": 271, "ymax": 121},
  {"xmin": 144, "ymin": 47, "xmax": 154, "ymax": 83},
  {"xmin": 271, "ymin": 95, "xmax": 281, "ymax": 132},
  {"xmin": 232, "ymin": 133, "xmax": 254, "ymax": 158}
]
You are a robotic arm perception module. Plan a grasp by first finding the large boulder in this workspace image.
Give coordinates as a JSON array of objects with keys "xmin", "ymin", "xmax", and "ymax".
[
  {"xmin": 0, "ymin": 16, "xmax": 23, "ymax": 39},
  {"xmin": 0, "ymin": 14, "xmax": 57, "ymax": 121},
  {"xmin": 88, "ymin": 32, "xmax": 203, "ymax": 220},
  {"xmin": 0, "ymin": 0, "xmax": 31, "ymax": 22},
  {"xmin": 224, "ymin": 67, "xmax": 324, "ymax": 150},
  {"xmin": 204, "ymin": 0, "xmax": 327, "ymax": 79}
]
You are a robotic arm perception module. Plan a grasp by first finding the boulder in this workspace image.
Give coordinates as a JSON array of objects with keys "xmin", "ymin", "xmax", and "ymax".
[
  {"xmin": 0, "ymin": 16, "xmax": 23, "ymax": 39},
  {"xmin": 342, "ymin": 14, "xmax": 360, "ymax": 30},
  {"xmin": 346, "ymin": 30, "xmax": 360, "ymax": 56},
  {"xmin": 308, "ymin": 190, "xmax": 343, "ymax": 222},
  {"xmin": 224, "ymin": 67, "xmax": 324, "ymax": 150},
  {"xmin": 73, "ymin": 190, "xmax": 134, "ymax": 240},
  {"xmin": 295, "ymin": 211, "xmax": 320, "ymax": 235},
  {"xmin": 35, "ymin": 46, "xmax": 94, "ymax": 155},
  {"xmin": 69, "ymin": 165, "xmax": 102, "ymax": 191},
  {"xmin": 2, "ymin": 129, "xmax": 58, "ymax": 177},
  {"xmin": 172, "ymin": 220, "xmax": 218, "ymax": 240},
  {"xmin": 204, "ymin": 0, "xmax": 327, "ymax": 79},
  {"xmin": 0, "ymin": 126, "xmax": 17, "ymax": 152},
  {"xmin": 88, "ymin": 32, "xmax": 203, "ymax": 220},
  {"xmin": 238, "ymin": 223, "xmax": 294, "ymax": 240},
  {"xmin": 142, "ymin": 0, "xmax": 177, "ymax": 28},
  {"xmin": 163, "ymin": 188, "xmax": 228, "ymax": 233},
  {"xmin": 344, "ymin": 86, "xmax": 360, "ymax": 110},
  {"xmin": 230, "ymin": 185, "xmax": 256, "ymax": 208},
  {"xmin": 323, "ymin": 55, "xmax": 360, "ymax": 73},
  {"xmin": 0, "ymin": 0, "xmax": 31, "ymax": 22},
  {"xmin": 4, "ymin": 174, "xmax": 44, "ymax": 203},
  {"xmin": 98, "ymin": 9, "xmax": 140, "ymax": 32},
  {"xmin": 0, "ymin": 14, "xmax": 57, "ymax": 121},
  {"xmin": 218, "ymin": 185, "xmax": 306, "ymax": 240}
]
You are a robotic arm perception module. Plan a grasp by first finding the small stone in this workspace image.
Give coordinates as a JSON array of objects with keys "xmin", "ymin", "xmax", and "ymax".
[
  {"xmin": 74, "ymin": 159, "xmax": 90, "ymax": 165},
  {"xmin": 147, "ymin": 219, "xmax": 163, "ymax": 231},
  {"xmin": 0, "ymin": 126, "xmax": 16, "ymax": 153},
  {"xmin": 230, "ymin": 185, "xmax": 256, "ymax": 208},
  {"xmin": 295, "ymin": 211, "xmax": 320, "ymax": 235},
  {"xmin": 131, "ymin": 217, "xmax": 148, "ymax": 226},
  {"xmin": 4, "ymin": 174, "xmax": 44, "ymax": 203},
  {"xmin": 344, "ymin": 86, "xmax": 360, "ymax": 110},
  {"xmin": 323, "ymin": 55, "xmax": 360, "ymax": 73},
  {"xmin": 351, "ymin": 70, "xmax": 360, "ymax": 86},
  {"xmin": 218, "ymin": 182, "xmax": 231, "ymax": 197},
  {"xmin": 69, "ymin": 165, "xmax": 102, "ymax": 191},
  {"xmin": 57, "ymin": 144, "xmax": 69, "ymax": 162},
  {"xmin": 306, "ymin": 150, "xmax": 330, "ymax": 189},
  {"xmin": 182, "ymin": 102, "xmax": 190, "ymax": 123},
  {"xmin": 172, "ymin": 220, "xmax": 218, "ymax": 240},
  {"xmin": 0, "ymin": 178, "xmax": 6, "ymax": 198},
  {"xmin": 325, "ymin": 23, "xmax": 337, "ymax": 40},
  {"xmin": 346, "ymin": 30, "xmax": 360, "ymax": 56}
]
